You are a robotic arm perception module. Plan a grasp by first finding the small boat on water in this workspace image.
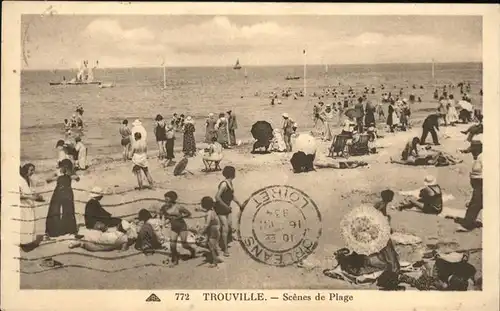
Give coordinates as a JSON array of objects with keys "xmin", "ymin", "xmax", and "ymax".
[
  {"xmin": 49, "ymin": 60, "xmax": 102, "ymax": 86},
  {"xmin": 233, "ymin": 59, "xmax": 242, "ymax": 70},
  {"xmin": 285, "ymin": 75, "xmax": 301, "ymax": 80},
  {"xmin": 98, "ymin": 82, "xmax": 115, "ymax": 89}
]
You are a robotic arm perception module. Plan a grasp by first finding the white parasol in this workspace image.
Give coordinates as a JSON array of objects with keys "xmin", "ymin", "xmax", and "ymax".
[
  {"xmin": 457, "ymin": 100, "xmax": 473, "ymax": 112},
  {"xmin": 293, "ymin": 133, "xmax": 317, "ymax": 155},
  {"xmin": 340, "ymin": 205, "xmax": 391, "ymax": 255}
]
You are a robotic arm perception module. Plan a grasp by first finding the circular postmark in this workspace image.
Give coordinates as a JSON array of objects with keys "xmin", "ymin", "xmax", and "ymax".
[{"xmin": 238, "ymin": 185, "xmax": 322, "ymax": 267}]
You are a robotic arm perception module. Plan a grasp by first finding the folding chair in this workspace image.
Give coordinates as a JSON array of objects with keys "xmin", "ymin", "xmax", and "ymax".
[
  {"xmin": 349, "ymin": 134, "xmax": 371, "ymax": 156},
  {"xmin": 328, "ymin": 134, "xmax": 350, "ymax": 158}
]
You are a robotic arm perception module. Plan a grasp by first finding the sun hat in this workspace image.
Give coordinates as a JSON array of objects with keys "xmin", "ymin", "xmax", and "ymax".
[
  {"xmin": 340, "ymin": 205, "xmax": 391, "ymax": 255},
  {"xmin": 208, "ymin": 113, "xmax": 214, "ymax": 117},
  {"xmin": 121, "ymin": 219, "xmax": 131, "ymax": 231},
  {"xmin": 438, "ymin": 252, "xmax": 466, "ymax": 263},
  {"xmin": 185, "ymin": 116, "xmax": 193, "ymax": 123},
  {"xmin": 132, "ymin": 119, "xmax": 142, "ymax": 127},
  {"xmin": 424, "ymin": 175, "xmax": 437, "ymax": 186},
  {"xmin": 282, "ymin": 113, "xmax": 289, "ymax": 118},
  {"xmin": 89, "ymin": 186, "xmax": 104, "ymax": 199}
]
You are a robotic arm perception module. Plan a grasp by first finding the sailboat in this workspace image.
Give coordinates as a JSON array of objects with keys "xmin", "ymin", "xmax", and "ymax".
[
  {"xmin": 49, "ymin": 60, "xmax": 102, "ymax": 86},
  {"xmin": 233, "ymin": 59, "xmax": 242, "ymax": 70}
]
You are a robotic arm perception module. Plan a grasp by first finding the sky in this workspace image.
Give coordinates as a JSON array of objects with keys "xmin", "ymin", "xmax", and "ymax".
[{"xmin": 21, "ymin": 15, "xmax": 482, "ymax": 69}]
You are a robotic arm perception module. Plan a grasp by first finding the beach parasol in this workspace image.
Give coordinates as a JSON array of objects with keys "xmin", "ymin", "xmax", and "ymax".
[
  {"xmin": 457, "ymin": 100, "xmax": 473, "ymax": 112},
  {"xmin": 340, "ymin": 205, "xmax": 391, "ymax": 255},
  {"xmin": 251, "ymin": 121, "xmax": 273, "ymax": 142},
  {"xmin": 173, "ymin": 157, "xmax": 190, "ymax": 176},
  {"xmin": 344, "ymin": 108, "xmax": 356, "ymax": 118},
  {"xmin": 294, "ymin": 133, "xmax": 317, "ymax": 155}
]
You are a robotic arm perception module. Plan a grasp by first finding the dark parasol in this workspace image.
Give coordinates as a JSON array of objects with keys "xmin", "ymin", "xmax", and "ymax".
[{"xmin": 251, "ymin": 121, "xmax": 274, "ymax": 143}]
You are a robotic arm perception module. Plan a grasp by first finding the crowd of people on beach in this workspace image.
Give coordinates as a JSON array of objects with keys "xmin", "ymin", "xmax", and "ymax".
[{"xmin": 18, "ymin": 77, "xmax": 484, "ymax": 290}]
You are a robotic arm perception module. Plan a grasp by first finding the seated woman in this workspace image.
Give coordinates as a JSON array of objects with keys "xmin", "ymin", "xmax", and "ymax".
[
  {"xmin": 397, "ymin": 175, "xmax": 443, "ymax": 215},
  {"xmin": 290, "ymin": 151, "xmax": 315, "ymax": 173},
  {"xmin": 202, "ymin": 137, "xmax": 224, "ymax": 172},
  {"xmin": 270, "ymin": 128, "xmax": 287, "ymax": 152},
  {"xmin": 135, "ymin": 209, "xmax": 163, "ymax": 255},
  {"xmin": 84, "ymin": 187, "xmax": 122, "ymax": 229}
]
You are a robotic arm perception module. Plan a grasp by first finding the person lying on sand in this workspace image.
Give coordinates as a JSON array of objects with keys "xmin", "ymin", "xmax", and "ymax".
[
  {"xmin": 395, "ymin": 175, "xmax": 443, "ymax": 215},
  {"xmin": 68, "ymin": 221, "xmax": 133, "ymax": 252}
]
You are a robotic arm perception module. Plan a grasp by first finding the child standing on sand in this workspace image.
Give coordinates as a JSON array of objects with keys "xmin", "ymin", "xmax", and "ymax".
[
  {"xmin": 199, "ymin": 196, "xmax": 223, "ymax": 267},
  {"xmin": 130, "ymin": 132, "xmax": 154, "ymax": 190}
]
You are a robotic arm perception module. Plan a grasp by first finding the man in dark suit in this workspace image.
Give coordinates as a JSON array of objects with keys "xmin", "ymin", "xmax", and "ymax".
[
  {"xmin": 354, "ymin": 97, "xmax": 365, "ymax": 133},
  {"xmin": 421, "ymin": 113, "xmax": 441, "ymax": 145}
]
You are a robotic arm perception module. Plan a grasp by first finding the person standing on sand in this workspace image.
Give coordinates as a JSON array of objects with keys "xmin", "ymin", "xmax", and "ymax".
[
  {"xmin": 457, "ymin": 140, "xmax": 483, "ymax": 232},
  {"xmin": 130, "ymin": 132, "xmax": 154, "ymax": 190},
  {"xmin": 227, "ymin": 110, "xmax": 238, "ymax": 146},
  {"xmin": 282, "ymin": 113, "xmax": 294, "ymax": 152},
  {"xmin": 19, "ymin": 163, "xmax": 44, "ymax": 251},
  {"xmin": 160, "ymin": 191, "xmax": 197, "ymax": 267},
  {"xmin": 74, "ymin": 136, "xmax": 88, "ymax": 170},
  {"xmin": 205, "ymin": 113, "xmax": 217, "ymax": 143},
  {"xmin": 154, "ymin": 114, "xmax": 168, "ymax": 159},
  {"xmin": 199, "ymin": 196, "xmax": 223, "ymax": 267},
  {"xmin": 182, "ymin": 116, "xmax": 196, "ymax": 157},
  {"xmin": 215, "ymin": 113, "xmax": 230, "ymax": 149},
  {"xmin": 364, "ymin": 100, "xmax": 376, "ymax": 127},
  {"xmin": 215, "ymin": 166, "xmax": 242, "ymax": 257},
  {"xmin": 45, "ymin": 159, "xmax": 79, "ymax": 238},
  {"xmin": 420, "ymin": 113, "xmax": 441, "ymax": 146},
  {"xmin": 354, "ymin": 97, "xmax": 365, "ymax": 133},
  {"xmin": 165, "ymin": 123, "xmax": 176, "ymax": 166},
  {"xmin": 131, "ymin": 119, "xmax": 148, "ymax": 146},
  {"xmin": 119, "ymin": 120, "xmax": 132, "ymax": 161}
]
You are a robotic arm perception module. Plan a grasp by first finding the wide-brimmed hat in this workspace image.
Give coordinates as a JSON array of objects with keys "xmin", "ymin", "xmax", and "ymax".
[
  {"xmin": 132, "ymin": 119, "xmax": 142, "ymax": 127},
  {"xmin": 89, "ymin": 186, "xmax": 104, "ymax": 199},
  {"xmin": 208, "ymin": 113, "xmax": 214, "ymax": 117},
  {"xmin": 424, "ymin": 175, "xmax": 437, "ymax": 186},
  {"xmin": 438, "ymin": 252, "xmax": 466, "ymax": 263},
  {"xmin": 282, "ymin": 113, "xmax": 289, "ymax": 118},
  {"xmin": 185, "ymin": 116, "xmax": 193, "ymax": 123},
  {"xmin": 121, "ymin": 219, "xmax": 131, "ymax": 231},
  {"xmin": 340, "ymin": 205, "xmax": 391, "ymax": 255}
]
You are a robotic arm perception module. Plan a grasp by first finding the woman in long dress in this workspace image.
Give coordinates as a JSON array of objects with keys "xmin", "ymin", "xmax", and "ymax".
[
  {"xmin": 386, "ymin": 101, "xmax": 395, "ymax": 132},
  {"xmin": 205, "ymin": 113, "xmax": 218, "ymax": 143},
  {"xmin": 45, "ymin": 159, "xmax": 79, "ymax": 238},
  {"xmin": 215, "ymin": 113, "xmax": 230, "ymax": 148},
  {"xmin": 321, "ymin": 104, "xmax": 335, "ymax": 141},
  {"xmin": 74, "ymin": 136, "xmax": 88, "ymax": 170},
  {"xmin": 446, "ymin": 95, "xmax": 459, "ymax": 126},
  {"xmin": 182, "ymin": 116, "xmax": 196, "ymax": 157},
  {"xmin": 19, "ymin": 164, "xmax": 44, "ymax": 251},
  {"xmin": 130, "ymin": 132, "xmax": 154, "ymax": 190}
]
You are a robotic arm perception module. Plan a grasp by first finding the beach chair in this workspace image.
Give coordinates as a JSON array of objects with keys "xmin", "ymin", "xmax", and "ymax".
[
  {"xmin": 328, "ymin": 135, "xmax": 350, "ymax": 158},
  {"xmin": 348, "ymin": 134, "xmax": 371, "ymax": 156}
]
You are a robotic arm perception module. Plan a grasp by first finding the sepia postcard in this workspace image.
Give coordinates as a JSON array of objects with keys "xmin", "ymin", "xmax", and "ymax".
[{"xmin": 2, "ymin": 2, "xmax": 499, "ymax": 311}]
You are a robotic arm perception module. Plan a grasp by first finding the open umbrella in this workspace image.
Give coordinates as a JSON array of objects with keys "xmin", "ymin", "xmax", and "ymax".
[
  {"xmin": 457, "ymin": 100, "xmax": 473, "ymax": 112},
  {"xmin": 251, "ymin": 121, "xmax": 273, "ymax": 142},
  {"xmin": 344, "ymin": 108, "xmax": 356, "ymax": 118},
  {"xmin": 340, "ymin": 205, "xmax": 391, "ymax": 255},
  {"xmin": 294, "ymin": 133, "xmax": 317, "ymax": 155}
]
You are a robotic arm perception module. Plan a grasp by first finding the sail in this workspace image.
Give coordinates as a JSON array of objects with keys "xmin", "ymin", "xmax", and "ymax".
[
  {"xmin": 233, "ymin": 59, "xmax": 241, "ymax": 69},
  {"xmin": 76, "ymin": 61, "xmax": 85, "ymax": 81}
]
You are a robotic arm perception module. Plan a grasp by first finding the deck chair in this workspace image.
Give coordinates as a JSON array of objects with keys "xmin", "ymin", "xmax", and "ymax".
[
  {"xmin": 328, "ymin": 134, "xmax": 350, "ymax": 158},
  {"xmin": 349, "ymin": 134, "xmax": 371, "ymax": 156}
]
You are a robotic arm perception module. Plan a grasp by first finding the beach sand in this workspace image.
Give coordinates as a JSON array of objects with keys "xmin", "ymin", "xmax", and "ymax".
[{"xmin": 19, "ymin": 122, "xmax": 482, "ymax": 289}]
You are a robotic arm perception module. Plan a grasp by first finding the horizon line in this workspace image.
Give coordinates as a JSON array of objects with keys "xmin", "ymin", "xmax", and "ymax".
[{"xmin": 22, "ymin": 60, "xmax": 482, "ymax": 71}]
